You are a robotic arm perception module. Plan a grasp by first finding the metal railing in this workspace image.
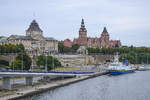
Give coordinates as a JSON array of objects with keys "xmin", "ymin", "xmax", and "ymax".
[{"xmin": 0, "ymin": 70, "xmax": 94, "ymax": 74}]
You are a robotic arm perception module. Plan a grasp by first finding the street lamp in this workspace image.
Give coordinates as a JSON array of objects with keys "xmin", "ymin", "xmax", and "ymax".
[
  {"xmin": 135, "ymin": 53, "xmax": 137, "ymax": 64},
  {"xmin": 51, "ymin": 51, "xmax": 55, "ymax": 71},
  {"xmin": 13, "ymin": 54, "xmax": 15, "ymax": 71},
  {"xmin": 45, "ymin": 52, "xmax": 48, "ymax": 72},
  {"xmin": 22, "ymin": 53, "xmax": 23, "ymax": 71},
  {"xmin": 147, "ymin": 53, "xmax": 149, "ymax": 65}
]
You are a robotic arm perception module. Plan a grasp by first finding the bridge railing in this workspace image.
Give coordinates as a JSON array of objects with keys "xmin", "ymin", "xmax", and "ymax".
[{"xmin": 0, "ymin": 70, "xmax": 94, "ymax": 74}]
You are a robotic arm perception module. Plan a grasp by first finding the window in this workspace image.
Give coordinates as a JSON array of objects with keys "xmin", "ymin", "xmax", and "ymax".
[{"xmin": 31, "ymin": 41, "xmax": 36, "ymax": 46}]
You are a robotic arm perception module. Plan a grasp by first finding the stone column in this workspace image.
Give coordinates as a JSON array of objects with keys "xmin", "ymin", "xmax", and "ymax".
[
  {"xmin": 2, "ymin": 77, "xmax": 11, "ymax": 90},
  {"xmin": 25, "ymin": 77, "xmax": 33, "ymax": 85}
]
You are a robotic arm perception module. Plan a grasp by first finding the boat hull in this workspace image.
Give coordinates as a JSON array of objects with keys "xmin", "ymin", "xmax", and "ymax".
[
  {"xmin": 138, "ymin": 67, "xmax": 150, "ymax": 71},
  {"xmin": 109, "ymin": 70, "xmax": 135, "ymax": 75}
]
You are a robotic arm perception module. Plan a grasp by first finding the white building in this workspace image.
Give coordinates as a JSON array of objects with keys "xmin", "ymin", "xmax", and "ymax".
[{"xmin": 7, "ymin": 20, "xmax": 58, "ymax": 56}]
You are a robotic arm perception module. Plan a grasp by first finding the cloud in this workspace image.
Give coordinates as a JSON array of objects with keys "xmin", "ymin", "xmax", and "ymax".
[{"xmin": 0, "ymin": 0, "xmax": 150, "ymax": 46}]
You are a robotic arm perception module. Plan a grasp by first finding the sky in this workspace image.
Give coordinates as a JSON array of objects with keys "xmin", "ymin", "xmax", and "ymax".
[{"xmin": 0, "ymin": 0, "xmax": 150, "ymax": 47}]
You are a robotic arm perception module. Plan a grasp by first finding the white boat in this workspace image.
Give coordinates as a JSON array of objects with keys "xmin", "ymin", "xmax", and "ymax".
[
  {"xmin": 107, "ymin": 53, "xmax": 135, "ymax": 75},
  {"xmin": 138, "ymin": 65, "xmax": 150, "ymax": 71}
]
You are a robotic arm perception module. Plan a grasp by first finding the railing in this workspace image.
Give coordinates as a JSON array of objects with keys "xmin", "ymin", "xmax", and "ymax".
[{"xmin": 0, "ymin": 70, "xmax": 94, "ymax": 74}]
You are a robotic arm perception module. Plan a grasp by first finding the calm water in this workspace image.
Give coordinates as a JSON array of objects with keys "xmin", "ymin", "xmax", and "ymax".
[{"xmin": 21, "ymin": 71, "xmax": 150, "ymax": 100}]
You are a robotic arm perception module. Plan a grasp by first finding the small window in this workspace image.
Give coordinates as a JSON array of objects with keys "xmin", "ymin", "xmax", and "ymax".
[{"xmin": 31, "ymin": 41, "xmax": 36, "ymax": 46}]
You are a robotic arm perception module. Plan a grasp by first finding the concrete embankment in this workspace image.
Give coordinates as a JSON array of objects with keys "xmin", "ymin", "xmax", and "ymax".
[{"xmin": 1, "ymin": 71, "xmax": 108, "ymax": 100}]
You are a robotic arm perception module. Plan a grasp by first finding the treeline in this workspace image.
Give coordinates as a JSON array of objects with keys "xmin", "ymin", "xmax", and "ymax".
[
  {"xmin": 0, "ymin": 44, "xmax": 32, "ymax": 70},
  {"xmin": 0, "ymin": 43, "xmax": 62, "ymax": 71},
  {"xmin": 58, "ymin": 43, "xmax": 79, "ymax": 53},
  {"xmin": 87, "ymin": 46, "xmax": 150, "ymax": 64},
  {"xmin": 0, "ymin": 43, "xmax": 25, "ymax": 54},
  {"xmin": 1, "ymin": 52, "xmax": 61, "ymax": 71},
  {"xmin": 119, "ymin": 52, "xmax": 150, "ymax": 64},
  {"xmin": 37, "ymin": 55, "xmax": 61, "ymax": 70},
  {"xmin": 87, "ymin": 46, "xmax": 150, "ymax": 54}
]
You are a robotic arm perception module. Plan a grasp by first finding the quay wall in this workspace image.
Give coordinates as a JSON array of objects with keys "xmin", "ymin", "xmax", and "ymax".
[{"xmin": 4, "ymin": 71, "xmax": 108, "ymax": 100}]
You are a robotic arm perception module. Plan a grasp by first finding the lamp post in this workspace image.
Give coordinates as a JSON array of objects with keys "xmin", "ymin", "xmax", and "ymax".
[
  {"xmin": 52, "ymin": 52, "xmax": 55, "ymax": 70},
  {"xmin": 22, "ymin": 53, "xmax": 23, "ymax": 71},
  {"xmin": 31, "ymin": 52, "xmax": 35, "ymax": 71},
  {"xmin": 135, "ymin": 53, "xmax": 137, "ymax": 65},
  {"xmin": 45, "ymin": 52, "xmax": 48, "ymax": 72},
  {"xmin": 13, "ymin": 53, "xmax": 15, "ymax": 71},
  {"xmin": 147, "ymin": 53, "xmax": 148, "ymax": 65}
]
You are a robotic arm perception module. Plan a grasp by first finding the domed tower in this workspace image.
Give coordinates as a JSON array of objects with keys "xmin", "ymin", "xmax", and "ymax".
[
  {"xmin": 26, "ymin": 20, "xmax": 43, "ymax": 40},
  {"xmin": 78, "ymin": 18, "xmax": 87, "ymax": 46}
]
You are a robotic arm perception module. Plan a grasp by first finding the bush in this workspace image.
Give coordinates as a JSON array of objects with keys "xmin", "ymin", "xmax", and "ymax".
[{"xmin": 0, "ymin": 60, "xmax": 9, "ymax": 66}]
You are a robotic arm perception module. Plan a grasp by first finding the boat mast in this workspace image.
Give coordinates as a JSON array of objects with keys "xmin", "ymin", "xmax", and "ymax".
[
  {"xmin": 147, "ymin": 53, "xmax": 148, "ymax": 64},
  {"xmin": 114, "ymin": 52, "xmax": 119, "ymax": 63}
]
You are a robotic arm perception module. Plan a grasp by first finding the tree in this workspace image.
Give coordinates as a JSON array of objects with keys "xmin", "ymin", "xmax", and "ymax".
[
  {"xmin": 36, "ymin": 55, "xmax": 45, "ymax": 67},
  {"xmin": 10, "ymin": 60, "xmax": 22, "ymax": 70},
  {"xmin": 16, "ymin": 43, "xmax": 25, "ymax": 52},
  {"xmin": 0, "ymin": 60, "xmax": 9, "ymax": 69},
  {"xmin": 86, "ymin": 46, "xmax": 150, "ymax": 64},
  {"xmin": 0, "ymin": 43, "xmax": 25, "ymax": 54},
  {"xmin": 58, "ymin": 43, "xmax": 75, "ymax": 53},
  {"xmin": 0, "ymin": 60, "xmax": 9, "ymax": 66},
  {"xmin": 36, "ymin": 55, "xmax": 61, "ymax": 70},
  {"xmin": 58, "ymin": 43, "xmax": 65, "ymax": 53},
  {"xmin": 63, "ymin": 46, "xmax": 71, "ymax": 53},
  {"xmin": 15, "ymin": 52, "xmax": 32, "ymax": 70},
  {"xmin": 54, "ymin": 58, "xmax": 61, "ymax": 67},
  {"xmin": 72, "ymin": 44, "xmax": 79, "ymax": 52}
]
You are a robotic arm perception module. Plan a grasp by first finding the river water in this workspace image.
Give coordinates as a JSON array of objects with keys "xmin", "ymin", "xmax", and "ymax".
[{"xmin": 21, "ymin": 71, "xmax": 150, "ymax": 100}]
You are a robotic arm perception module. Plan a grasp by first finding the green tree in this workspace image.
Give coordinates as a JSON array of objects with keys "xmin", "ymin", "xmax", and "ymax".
[
  {"xmin": 0, "ymin": 43, "xmax": 25, "ymax": 54},
  {"xmin": 58, "ymin": 43, "xmax": 65, "ymax": 53},
  {"xmin": 86, "ymin": 46, "xmax": 150, "ymax": 64},
  {"xmin": 0, "ymin": 60, "xmax": 9, "ymax": 66},
  {"xmin": 58, "ymin": 43, "xmax": 73, "ymax": 53},
  {"xmin": 63, "ymin": 46, "xmax": 71, "ymax": 53},
  {"xmin": 16, "ymin": 43, "xmax": 25, "ymax": 52},
  {"xmin": 0, "ymin": 60, "xmax": 9, "ymax": 69},
  {"xmin": 15, "ymin": 52, "xmax": 32, "ymax": 70},
  {"xmin": 72, "ymin": 44, "xmax": 79, "ymax": 52},
  {"xmin": 10, "ymin": 60, "xmax": 22, "ymax": 70},
  {"xmin": 36, "ymin": 55, "xmax": 61, "ymax": 70}
]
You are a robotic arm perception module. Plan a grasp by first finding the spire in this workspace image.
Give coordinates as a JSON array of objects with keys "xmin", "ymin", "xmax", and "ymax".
[
  {"xmin": 32, "ymin": 19, "xmax": 36, "ymax": 23},
  {"xmin": 81, "ymin": 18, "xmax": 84, "ymax": 25},
  {"xmin": 102, "ymin": 27, "xmax": 108, "ymax": 33},
  {"xmin": 81, "ymin": 18, "xmax": 85, "ymax": 28},
  {"xmin": 79, "ymin": 18, "xmax": 87, "ymax": 32}
]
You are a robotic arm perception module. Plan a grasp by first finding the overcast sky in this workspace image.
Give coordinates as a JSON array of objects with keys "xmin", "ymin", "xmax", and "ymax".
[{"xmin": 0, "ymin": 0, "xmax": 150, "ymax": 47}]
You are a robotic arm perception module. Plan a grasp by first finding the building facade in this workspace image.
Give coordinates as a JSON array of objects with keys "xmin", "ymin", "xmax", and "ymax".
[
  {"xmin": 63, "ymin": 19, "xmax": 121, "ymax": 48},
  {"xmin": 0, "ymin": 37, "xmax": 8, "ymax": 45},
  {"xmin": 7, "ymin": 20, "xmax": 58, "ymax": 56},
  {"xmin": 61, "ymin": 39, "xmax": 73, "ymax": 48}
]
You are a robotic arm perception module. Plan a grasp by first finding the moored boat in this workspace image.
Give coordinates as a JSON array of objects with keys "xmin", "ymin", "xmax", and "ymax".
[
  {"xmin": 107, "ymin": 53, "xmax": 135, "ymax": 75},
  {"xmin": 137, "ymin": 65, "xmax": 150, "ymax": 71},
  {"xmin": 109, "ymin": 70, "xmax": 134, "ymax": 75}
]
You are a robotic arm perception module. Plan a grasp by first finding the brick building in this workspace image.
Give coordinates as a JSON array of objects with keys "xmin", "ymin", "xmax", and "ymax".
[
  {"xmin": 61, "ymin": 39, "xmax": 73, "ymax": 48},
  {"xmin": 63, "ymin": 19, "xmax": 121, "ymax": 48}
]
